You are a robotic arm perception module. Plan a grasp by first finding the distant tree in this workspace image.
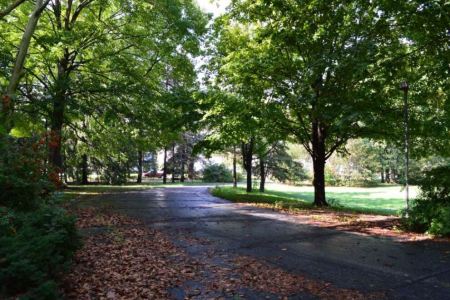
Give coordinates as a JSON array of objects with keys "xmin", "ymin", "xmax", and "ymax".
[
  {"xmin": 202, "ymin": 163, "xmax": 233, "ymax": 183},
  {"xmin": 255, "ymin": 142, "xmax": 308, "ymax": 188}
]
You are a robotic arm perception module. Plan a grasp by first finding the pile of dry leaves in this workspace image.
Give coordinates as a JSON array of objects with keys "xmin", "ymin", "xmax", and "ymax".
[{"xmin": 64, "ymin": 208, "xmax": 199, "ymax": 299}]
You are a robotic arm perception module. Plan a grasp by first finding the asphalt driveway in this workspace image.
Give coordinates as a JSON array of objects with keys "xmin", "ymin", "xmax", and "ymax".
[{"xmin": 82, "ymin": 186, "xmax": 450, "ymax": 299}]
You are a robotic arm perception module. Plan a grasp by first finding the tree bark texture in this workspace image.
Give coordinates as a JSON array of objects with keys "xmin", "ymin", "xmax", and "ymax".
[
  {"xmin": 163, "ymin": 147, "xmax": 167, "ymax": 184},
  {"xmin": 233, "ymin": 145, "xmax": 237, "ymax": 188},
  {"xmin": 242, "ymin": 138, "xmax": 254, "ymax": 193},
  {"xmin": 137, "ymin": 150, "xmax": 143, "ymax": 183},
  {"xmin": 81, "ymin": 154, "xmax": 88, "ymax": 184},
  {"xmin": 259, "ymin": 157, "xmax": 265, "ymax": 193}
]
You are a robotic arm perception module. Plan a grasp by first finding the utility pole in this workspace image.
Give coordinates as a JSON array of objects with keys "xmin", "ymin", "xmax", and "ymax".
[{"xmin": 400, "ymin": 81, "xmax": 410, "ymax": 211}]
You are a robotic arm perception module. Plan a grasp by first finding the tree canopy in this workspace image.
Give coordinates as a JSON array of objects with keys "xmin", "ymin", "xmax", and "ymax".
[{"xmin": 0, "ymin": 0, "xmax": 448, "ymax": 202}]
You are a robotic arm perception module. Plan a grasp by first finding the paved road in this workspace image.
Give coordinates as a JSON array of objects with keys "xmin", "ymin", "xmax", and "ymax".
[{"xmin": 85, "ymin": 186, "xmax": 450, "ymax": 299}]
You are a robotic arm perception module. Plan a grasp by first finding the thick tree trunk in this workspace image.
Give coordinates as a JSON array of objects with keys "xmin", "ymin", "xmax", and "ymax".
[
  {"xmin": 81, "ymin": 154, "xmax": 88, "ymax": 185},
  {"xmin": 163, "ymin": 147, "xmax": 167, "ymax": 184},
  {"xmin": 233, "ymin": 145, "xmax": 237, "ymax": 188},
  {"xmin": 49, "ymin": 94, "xmax": 65, "ymax": 171},
  {"xmin": 380, "ymin": 168, "xmax": 385, "ymax": 183},
  {"xmin": 137, "ymin": 150, "xmax": 143, "ymax": 184},
  {"xmin": 259, "ymin": 157, "xmax": 265, "ymax": 193},
  {"xmin": 312, "ymin": 154, "xmax": 326, "ymax": 206},
  {"xmin": 312, "ymin": 118, "xmax": 328, "ymax": 207},
  {"xmin": 246, "ymin": 164, "xmax": 252, "ymax": 192},
  {"xmin": 171, "ymin": 143, "xmax": 175, "ymax": 183},
  {"xmin": 242, "ymin": 138, "xmax": 254, "ymax": 193}
]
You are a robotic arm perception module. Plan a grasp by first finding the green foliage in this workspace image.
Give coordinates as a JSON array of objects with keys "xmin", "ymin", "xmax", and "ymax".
[
  {"xmin": 202, "ymin": 163, "xmax": 233, "ymax": 183},
  {"xmin": 0, "ymin": 136, "xmax": 54, "ymax": 211},
  {"xmin": 324, "ymin": 165, "xmax": 379, "ymax": 187},
  {"xmin": 256, "ymin": 142, "xmax": 309, "ymax": 185},
  {"xmin": 102, "ymin": 158, "xmax": 130, "ymax": 185},
  {"xmin": 0, "ymin": 204, "xmax": 80, "ymax": 298},
  {"xmin": 325, "ymin": 168, "xmax": 341, "ymax": 187},
  {"xmin": 271, "ymin": 160, "xmax": 308, "ymax": 185},
  {"xmin": 0, "ymin": 137, "xmax": 79, "ymax": 298},
  {"xmin": 213, "ymin": 0, "xmax": 404, "ymax": 153},
  {"xmin": 1, "ymin": 0, "xmax": 208, "ymax": 186},
  {"xmin": 404, "ymin": 165, "xmax": 450, "ymax": 236}
]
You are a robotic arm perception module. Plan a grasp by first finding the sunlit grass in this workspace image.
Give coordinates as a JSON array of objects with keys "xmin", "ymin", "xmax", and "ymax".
[{"xmin": 212, "ymin": 184, "xmax": 417, "ymax": 216}]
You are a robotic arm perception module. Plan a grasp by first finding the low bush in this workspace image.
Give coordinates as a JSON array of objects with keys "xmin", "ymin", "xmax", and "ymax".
[
  {"xmin": 103, "ymin": 159, "xmax": 129, "ymax": 185},
  {"xmin": 0, "ymin": 204, "xmax": 80, "ymax": 299},
  {"xmin": 403, "ymin": 165, "xmax": 450, "ymax": 236},
  {"xmin": 202, "ymin": 163, "xmax": 233, "ymax": 182},
  {"xmin": 0, "ymin": 136, "xmax": 56, "ymax": 211},
  {"xmin": 0, "ymin": 136, "xmax": 80, "ymax": 298}
]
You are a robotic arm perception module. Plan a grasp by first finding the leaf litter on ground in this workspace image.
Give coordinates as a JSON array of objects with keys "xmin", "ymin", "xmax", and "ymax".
[{"xmin": 64, "ymin": 207, "xmax": 385, "ymax": 299}]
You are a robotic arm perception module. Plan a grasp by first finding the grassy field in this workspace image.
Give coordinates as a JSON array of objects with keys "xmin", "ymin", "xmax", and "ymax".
[{"xmin": 212, "ymin": 183, "xmax": 418, "ymax": 215}]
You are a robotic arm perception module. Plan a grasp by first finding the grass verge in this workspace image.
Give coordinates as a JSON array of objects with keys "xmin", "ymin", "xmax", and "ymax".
[
  {"xmin": 211, "ymin": 186, "xmax": 401, "ymax": 216},
  {"xmin": 211, "ymin": 187, "xmax": 313, "ymax": 211}
]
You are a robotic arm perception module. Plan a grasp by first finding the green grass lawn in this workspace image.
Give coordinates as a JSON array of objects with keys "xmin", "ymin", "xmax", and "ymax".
[{"xmin": 212, "ymin": 183, "xmax": 418, "ymax": 216}]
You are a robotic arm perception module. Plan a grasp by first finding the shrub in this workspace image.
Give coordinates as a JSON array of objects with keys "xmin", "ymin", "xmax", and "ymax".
[
  {"xmin": 202, "ymin": 163, "xmax": 233, "ymax": 182},
  {"xmin": 403, "ymin": 165, "xmax": 450, "ymax": 236},
  {"xmin": 0, "ymin": 136, "xmax": 79, "ymax": 298},
  {"xmin": 0, "ymin": 136, "xmax": 55, "ymax": 211},
  {"xmin": 325, "ymin": 168, "xmax": 342, "ymax": 186},
  {"xmin": 103, "ymin": 159, "xmax": 129, "ymax": 185},
  {"xmin": 0, "ymin": 204, "xmax": 81, "ymax": 298}
]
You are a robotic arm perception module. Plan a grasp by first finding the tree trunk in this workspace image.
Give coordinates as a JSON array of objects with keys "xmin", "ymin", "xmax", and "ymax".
[
  {"xmin": 49, "ymin": 97, "xmax": 65, "ymax": 171},
  {"xmin": 2, "ymin": 0, "xmax": 48, "ymax": 131},
  {"xmin": 233, "ymin": 145, "xmax": 237, "ymax": 188},
  {"xmin": 259, "ymin": 157, "xmax": 265, "ymax": 193},
  {"xmin": 188, "ymin": 159, "xmax": 195, "ymax": 180},
  {"xmin": 385, "ymin": 168, "xmax": 390, "ymax": 183},
  {"xmin": 163, "ymin": 147, "xmax": 167, "ymax": 184},
  {"xmin": 137, "ymin": 150, "xmax": 143, "ymax": 184},
  {"xmin": 246, "ymin": 164, "xmax": 252, "ymax": 192},
  {"xmin": 171, "ymin": 143, "xmax": 175, "ymax": 183},
  {"xmin": 49, "ymin": 56, "xmax": 69, "ymax": 172},
  {"xmin": 180, "ymin": 144, "xmax": 185, "ymax": 183},
  {"xmin": 312, "ymin": 118, "xmax": 328, "ymax": 206},
  {"xmin": 81, "ymin": 154, "xmax": 88, "ymax": 185},
  {"xmin": 381, "ymin": 169, "xmax": 385, "ymax": 183},
  {"xmin": 242, "ymin": 138, "xmax": 254, "ymax": 193},
  {"xmin": 392, "ymin": 168, "xmax": 398, "ymax": 183}
]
